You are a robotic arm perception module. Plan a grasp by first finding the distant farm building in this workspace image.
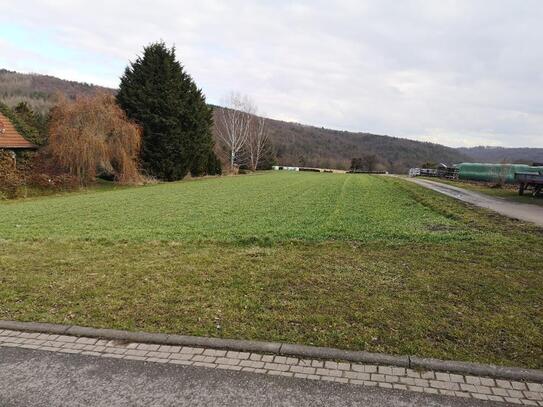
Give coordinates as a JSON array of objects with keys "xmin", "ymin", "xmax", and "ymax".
[{"xmin": 0, "ymin": 112, "xmax": 37, "ymax": 158}]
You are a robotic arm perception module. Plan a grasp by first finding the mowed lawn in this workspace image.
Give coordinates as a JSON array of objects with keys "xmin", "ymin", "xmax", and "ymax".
[{"xmin": 1, "ymin": 172, "xmax": 542, "ymax": 369}]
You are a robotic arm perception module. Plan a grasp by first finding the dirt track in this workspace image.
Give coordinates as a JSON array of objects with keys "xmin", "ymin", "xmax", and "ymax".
[{"xmin": 404, "ymin": 177, "xmax": 543, "ymax": 228}]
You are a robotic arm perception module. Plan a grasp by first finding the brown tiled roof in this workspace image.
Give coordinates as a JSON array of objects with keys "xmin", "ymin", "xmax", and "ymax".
[{"xmin": 0, "ymin": 112, "xmax": 37, "ymax": 149}]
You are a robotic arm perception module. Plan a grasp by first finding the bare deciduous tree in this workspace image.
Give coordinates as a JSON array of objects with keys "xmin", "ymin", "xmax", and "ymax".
[
  {"xmin": 247, "ymin": 116, "xmax": 270, "ymax": 171},
  {"xmin": 216, "ymin": 92, "xmax": 256, "ymax": 170}
]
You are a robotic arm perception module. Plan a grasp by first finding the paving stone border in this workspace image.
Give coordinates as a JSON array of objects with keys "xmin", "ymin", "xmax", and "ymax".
[
  {"xmin": 1, "ymin": 320, "xmax": 541, "ymax": 385},
  {"xmin": 2, "ymin": 327, "xmax": 543, "ymax": 405}
]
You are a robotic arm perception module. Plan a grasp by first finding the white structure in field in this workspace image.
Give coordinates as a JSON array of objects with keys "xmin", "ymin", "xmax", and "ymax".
[
  {"xmin": 273, "ymin": 166, "xmax": 299, "ymax": 171},
  {"xmin": 409, "ymin": 168, "xmax": 421, "ymax": 177},
  {"xmin": 409, "ymin": 168, "xmax": 440, "ymax": 177}
]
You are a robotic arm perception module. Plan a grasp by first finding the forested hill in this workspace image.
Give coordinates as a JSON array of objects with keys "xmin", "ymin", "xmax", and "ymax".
[
  {"xmin": 264, "ymin": 118, "xmax": 469, "ymax": 171},
  {"xmin": 458, "ymin": 146, "xmax": 543, "ymax": 165},
  {"xmin": 1, "ymin": 68, "xmax": 531, "ymax": 171},
  {"xmin": 0, "ymin": 69, "xmax": 112, "ymax": 113}
]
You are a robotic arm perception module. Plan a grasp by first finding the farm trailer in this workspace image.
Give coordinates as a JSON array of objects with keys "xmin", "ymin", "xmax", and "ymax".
[
  {"xmin": 515, "ymin": 172, "xmax": 543, "ymax": 197},
  {"xmin": 408, "ymin": 166, "xmax": 458, "ymax": 180}
]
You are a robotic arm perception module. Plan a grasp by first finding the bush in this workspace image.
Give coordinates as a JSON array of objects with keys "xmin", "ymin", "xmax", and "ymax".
[
  {"xmin": 1, "ymin": 150, "xmax": 82, "ymax": 200},
  {"xmin": 26, "ymin": 173, "xmax": 79, "ymax": 192},
  {"xmin": 25, "ymin": 151, "xmax": 79, "ymax": 192},
  {"xmin": 206, "ymin": 151, "xmax": 222, "ymax": 176},
  {"xmin": 0, "ymin": 150, "xmax": 24, "ymax": 199}
]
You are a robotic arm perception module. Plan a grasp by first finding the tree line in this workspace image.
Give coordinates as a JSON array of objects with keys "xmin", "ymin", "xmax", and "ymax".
[
  {"xmin": 2, "ymin": 54, "xmax": 483, "ymax": 177},
  {"xmin": 1, "ymin": 42, "xmax": 276, "ymax": 198}
]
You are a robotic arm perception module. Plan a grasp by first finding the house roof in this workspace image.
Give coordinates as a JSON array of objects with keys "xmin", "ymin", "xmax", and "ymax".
[{"xmin": 0, "ymin": 112, "xmax": 37, "ymax": 149}]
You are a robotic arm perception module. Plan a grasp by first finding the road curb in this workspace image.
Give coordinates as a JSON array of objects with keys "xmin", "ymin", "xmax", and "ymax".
[
  {"xmin": 1, "ymin": 320, "xmax": 541, "ymax": 383},
  {"xmin": 279, "ymin": 343, "xmax": 410, "ymax": 368}
]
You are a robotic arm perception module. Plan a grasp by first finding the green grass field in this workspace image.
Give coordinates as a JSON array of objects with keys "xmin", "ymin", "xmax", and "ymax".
[
  {"xmin": 1, "ymin": 172, "xmax": 468, "ymax": 243},
  {"xmin": 1, "ymin": 172, "xmax": 542, "ymax": 368}
]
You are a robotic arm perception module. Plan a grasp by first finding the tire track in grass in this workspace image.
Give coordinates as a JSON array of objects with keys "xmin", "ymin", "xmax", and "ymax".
[
  {"xmin": 319, "ymin": 174, "xmax": 351, "ymax": 235},
  {"xmin": 259, "ymin": 173, "xmax": 350, "ymax": 241},
  {"xmin": 242, "ymin": 173, "xmax": 341, "ymax": 242},
  {"xmin": 222, "ymin": 173, "xmax": 315, "ymax": 242}
]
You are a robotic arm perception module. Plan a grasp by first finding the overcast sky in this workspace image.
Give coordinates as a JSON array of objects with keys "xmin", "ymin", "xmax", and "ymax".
[{"xmin": 0, "ymin": 0, "xmax": 542, "ymax": 147}]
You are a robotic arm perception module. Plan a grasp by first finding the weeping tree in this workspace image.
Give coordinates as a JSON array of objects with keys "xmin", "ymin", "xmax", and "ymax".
[{"xmin": 48, "ymin": 93, "xmax": 142, "ymax": 185}]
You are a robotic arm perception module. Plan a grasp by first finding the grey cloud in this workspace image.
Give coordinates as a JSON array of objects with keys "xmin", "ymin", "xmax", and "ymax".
[{"xmin": 0, "ymin": 0, "xmax": 542, "ymax": 147}]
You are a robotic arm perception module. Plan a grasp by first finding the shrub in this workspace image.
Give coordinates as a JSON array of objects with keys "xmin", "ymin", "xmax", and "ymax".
[
  {"xmin": 1, "ymin": 149, "xmax": 81, "ymax": 200},
  {"xmin": 0, "ymin": 150, "xmax": 24, "ymax": 199},
  {"xmin": 24, "ymin": 150, "xmax": 81, "ymax": 192},
  {"xmin": 206, "ymin": 150, "xmax": 222, "ymax": 175}
]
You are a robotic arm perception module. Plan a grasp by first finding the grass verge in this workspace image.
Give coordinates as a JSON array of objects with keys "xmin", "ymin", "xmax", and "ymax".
[{"xmin": 0, "ymin": 172, "xmax": 541, "ymax": 368}]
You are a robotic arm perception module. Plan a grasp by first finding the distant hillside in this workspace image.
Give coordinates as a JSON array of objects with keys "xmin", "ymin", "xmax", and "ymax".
[
  {"xmin": 262, "ymin": 118, "xmax": 470, "ymax": 171},
  {"xmin": 0, "ymin": 68, "xmax": 513, "ymax": 172},
  {"xmin": 458, "ymin": 146, "xmax": 543, "ymax": 165},
  {"xmin": 0, "ymin": 69, "xmax": 111, "ymax": 114}
]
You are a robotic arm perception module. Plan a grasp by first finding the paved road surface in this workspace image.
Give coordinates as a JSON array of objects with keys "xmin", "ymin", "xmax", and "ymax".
[
  {"xmin": 406, "ymin": 177, "xmax": 543, "ymax": 227},
  {"xmin": 0, "ymin": 347, "xmax": 501, "ymax": 407}
]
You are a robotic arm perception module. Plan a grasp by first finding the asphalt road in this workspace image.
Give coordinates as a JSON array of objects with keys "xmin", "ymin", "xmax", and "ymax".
[
  {"xmin": 406, "ymin": 177, "xmax": 543, "ymax": 227},
  {"xmin": 0, "ymin": 347, "xmax": 503, "ymax": 407}
]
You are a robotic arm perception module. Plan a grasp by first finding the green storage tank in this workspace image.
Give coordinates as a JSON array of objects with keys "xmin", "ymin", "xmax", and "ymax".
[{"xmin": 456, "ymin": 163, "xmax": 543, "ymax": 184}]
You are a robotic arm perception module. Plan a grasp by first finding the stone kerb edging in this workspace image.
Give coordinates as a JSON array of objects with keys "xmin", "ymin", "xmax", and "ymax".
[{"xmin": 1, "ymin": 320, "xmax": 541, "ymax": 383}]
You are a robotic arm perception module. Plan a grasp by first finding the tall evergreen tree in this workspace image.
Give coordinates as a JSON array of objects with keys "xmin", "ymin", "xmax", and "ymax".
[{"xmin": 117, "ymin": 42, "xmax": 218, "ymax": 181}]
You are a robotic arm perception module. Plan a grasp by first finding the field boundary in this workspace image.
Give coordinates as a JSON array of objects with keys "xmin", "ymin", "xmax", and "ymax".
[
  {"xmin": 1, "ymin": 320, "xmax": 541, "ymax": 383},
  {"xmin": 400, "ymin": 176, "xmax": 543, "ymax": 227}
]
